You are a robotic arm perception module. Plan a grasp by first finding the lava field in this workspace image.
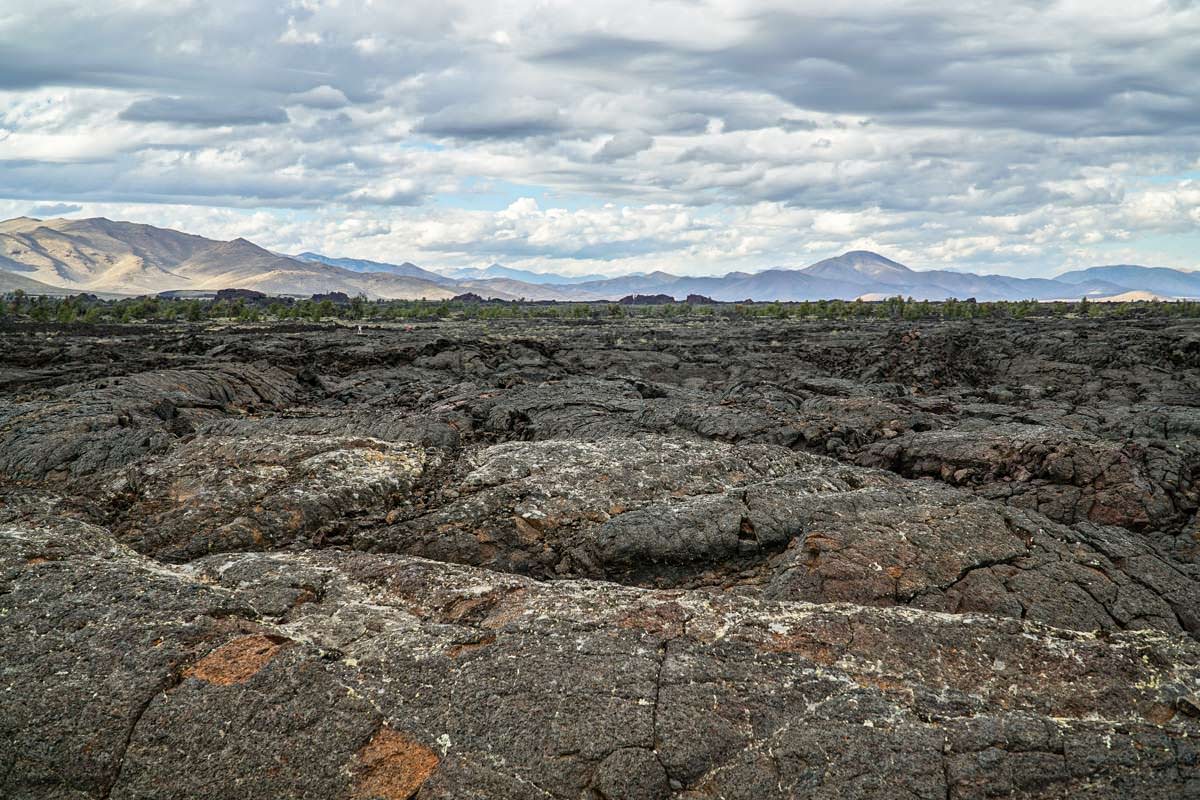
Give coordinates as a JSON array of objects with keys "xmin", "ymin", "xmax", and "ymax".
[{"xmin": 2, "ymin": 316, "xmax": 1199, "ymax": 799}]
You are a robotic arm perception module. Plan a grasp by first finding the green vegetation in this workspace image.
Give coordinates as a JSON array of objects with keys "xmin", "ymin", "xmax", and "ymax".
[{"xmin": 2, "ymin": 290, "xmax": 1199, "ymax": 325}]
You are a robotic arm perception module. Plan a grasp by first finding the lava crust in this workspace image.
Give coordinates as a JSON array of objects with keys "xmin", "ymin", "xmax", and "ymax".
[{"xmin": 2, "ymin": 316, "xmax": 1199, "ymax": 799}]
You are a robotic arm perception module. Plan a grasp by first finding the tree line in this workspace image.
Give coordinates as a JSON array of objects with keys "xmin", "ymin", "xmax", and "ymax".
[{"xmin": 2, "ymin": 288, "xmax": 1199, "ymax": 324}]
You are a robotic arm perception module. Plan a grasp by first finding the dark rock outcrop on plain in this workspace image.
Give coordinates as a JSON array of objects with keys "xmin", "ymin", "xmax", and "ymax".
[
  {"xmin": 214, "ymin": 288, "xmax": 268, "ymax": 303},
  {"xmin": 619, "ymin": 293, "xmax": 676, "ymax": 305},
  {"xmin": 2, "ymin": 316, "xmax": 1199, "ymax": 799}
]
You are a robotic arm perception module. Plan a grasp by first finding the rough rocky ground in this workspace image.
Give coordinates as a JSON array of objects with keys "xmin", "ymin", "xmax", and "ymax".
[{"xmin": 2, "ymin": 316, "xmax": 1199, "ymax": 799}]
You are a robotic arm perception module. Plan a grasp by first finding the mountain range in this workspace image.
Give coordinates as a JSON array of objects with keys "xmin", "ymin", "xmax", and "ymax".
[
  {"xmin": 0, "ymin": 217, "xmax": 461, "ymax": 300},
  {"xmin": 292, "ymin": 252, "xmax": 456, "ymax": 286},
  {"xmin": 443, "ymin": 263, "xmax": 610, "ymax": 285},
  {"xmin": 2, "ymin": 216, "xmax": 1198, "ymax": 302}
]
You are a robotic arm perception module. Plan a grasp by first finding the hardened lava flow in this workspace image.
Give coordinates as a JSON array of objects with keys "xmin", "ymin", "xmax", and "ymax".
[{"xmin": 2, "ymin": 316, "xmax": 1199, "ymax": 799}]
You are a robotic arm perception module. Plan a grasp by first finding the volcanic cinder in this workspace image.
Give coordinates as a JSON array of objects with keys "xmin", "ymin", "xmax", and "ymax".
[{"xmin": 2, "ymin": 315, "xmax": 1199, "ymax": 799}]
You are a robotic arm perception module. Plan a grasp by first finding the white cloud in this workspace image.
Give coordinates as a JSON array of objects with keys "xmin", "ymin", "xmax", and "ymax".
[
  {"xmin": 288, "ymin": 85, "xmax": 350, "ymax": 109},
  {"xmin": 0, "ymin": 1, "xmax": 1198, "ymax": 275},
  {"xmin": 278, "ymin": 17, "xmax": 322, "ymax": 45}
]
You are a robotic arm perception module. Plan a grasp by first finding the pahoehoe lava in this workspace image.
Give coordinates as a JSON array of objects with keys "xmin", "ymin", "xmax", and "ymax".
[{"xmin": 2, "ymin": 315, "xmax": 1199, "ymax": 799}]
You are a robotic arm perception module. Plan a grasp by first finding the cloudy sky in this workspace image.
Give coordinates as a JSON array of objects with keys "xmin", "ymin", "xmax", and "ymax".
[{"xmin": 1, "ymin": 0, "xmax": 1198, "ymax": 277}]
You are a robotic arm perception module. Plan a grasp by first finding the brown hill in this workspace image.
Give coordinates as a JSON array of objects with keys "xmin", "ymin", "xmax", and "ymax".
[{"xmin": 0, "ymin": 217, "xmax": 464, "ymax": 299}]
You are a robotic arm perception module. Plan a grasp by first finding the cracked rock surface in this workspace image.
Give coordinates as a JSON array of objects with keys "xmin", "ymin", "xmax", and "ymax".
[{"xmin": 2, "ymin": 317, "xmax": 1199, "ymax": 799}]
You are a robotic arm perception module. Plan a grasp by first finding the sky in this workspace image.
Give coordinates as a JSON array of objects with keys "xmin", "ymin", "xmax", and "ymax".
[{"xmin": 1, "ymin": 0, "xmax": 1198, "ymax": 278}]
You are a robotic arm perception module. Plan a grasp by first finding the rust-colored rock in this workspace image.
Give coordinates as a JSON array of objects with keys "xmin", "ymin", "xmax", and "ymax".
[
  {"xmin": 184, "ymin": 634, "xmax": 289, "ymax": 686},
  {"xmin": 352, "ymin": 726, "xmax": 440, "ymax": 800}
]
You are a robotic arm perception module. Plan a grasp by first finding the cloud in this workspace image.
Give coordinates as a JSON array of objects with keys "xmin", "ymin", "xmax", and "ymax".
[
  {"xmin": 343, "ymin": 178, "xmax": 425, "ymax": 206},
  {"xmin": 779, "ymin": 118, "xmax": 820, "ymax": 132},
  {"xmin": 594, "ymin": 131, "xmax": 653, "ymax": 162},
  {"xmin": 278, "ymin": 17, "xmax": 322, "ymax": 45},
  {"xmin": 414, "ymin": 98, "xmax": 565, "ymax": 140},
  {"xmin": 0, "ymin": 1, "xmax": 1197, "ymax": 276},
  {"xmin": 27, "ymin": 202, "xmax": 82, "ymax": 217},
  {"xmin": 288, "ymin": 85, "xmax": 350, "ymax": 109},
  {"xmin": 119, "ymin": 96, "xmax": 289, "ymax": 127}
]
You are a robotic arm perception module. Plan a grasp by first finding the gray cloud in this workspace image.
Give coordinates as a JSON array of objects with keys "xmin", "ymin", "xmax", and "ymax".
[
  {"xmin": 119, "ymin": 96, "xmax": 289, "ymax": 127},
  {"xmin": 288, "ymin": 85, "xmax": 351, "ymax": 109},
  {"xmin": 27, "ymin": 202, "xmax": 82, "ymax": 217},
  {"xmin": 533, "ymin": 6, "xmax": 1200, "ymax": 139},
  {"xmin": 594, "ymin": 131, "xmax": 653, "ymax": 162},
  {"xmin": 0, "ymin": 1, "xmax": 1197, "ymax": 275},
  {"xmin": 779, "ymin": 118, "xmax": 820, "ymax": 132},
  {"xmin": 414, "ymin": 99, "xmax": 565, "ymax": 140}
]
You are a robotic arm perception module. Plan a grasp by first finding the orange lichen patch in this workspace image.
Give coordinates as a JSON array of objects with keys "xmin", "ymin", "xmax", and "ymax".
[
  {"xmin": 760, "ymin": 631, "xmax": 839, "ymax": 665},
  {"xmin": 617, "ymin": 601, "xmax": 688, "ymax": 638},
  {"xmin": 480, "ymin": 588, "xmax": 529, "ymax": 630},
  {"xmin": 352, "ymin": 726, "xmax": 440, "ymax": 800},
  {"xmin": 885, "ymin": 566, "xmax": 905, "ymax": 580},
  {"xmin": 443, "ymin": 592, "xmax": 502, "ymax": 623},
  {"xmin": 851, "ymin": 673, "xmax": 916, "ymax": 697},
  {"xmin": 739, "ymin": 517, "xmax": 757, "ymax": 539},
  {"xmin": 168, "ymin": 484, "xmax": 200, "ymax": 504},
  {"xmin": 290, "ymin": 588, "xmax": 319, "ymax": 608},
  {"xmin": 184, "ymin": 634, "xmax": 289, "ymax": 686},
  {"xmin": 803, "ymin": 532, "xmax": 843, "ymax": 551},
  {"xmin": 1088, "ymin": 504, "xmax": 1128, "ymax": 527},
  {"xmin": 25, "ymin": 555, "xmax": 51, "ymax": 565},
  {"xmin": 1146, "ymin": 703, "xmax": 1177, "ymax": 725},
  {"xmin": 513, "ymin": 515, "xmax": 543, "ymax": 544},
  {"xmin": 447, "ymin": 634, "xmax": 496, "ymax": 658}
]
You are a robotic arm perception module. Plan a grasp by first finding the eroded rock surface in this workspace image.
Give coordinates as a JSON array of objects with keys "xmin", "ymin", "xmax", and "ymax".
[
  {"xmin": 2, "ymin": 316, "xmax": 1199, "ymax": 798},
  {"xmin": 4, "ymin": 518, "xmax": 1200, "ymax": 799},
  {"xmin": 107, "ymin": 433, "xmax": 430, "ymax": 561}
]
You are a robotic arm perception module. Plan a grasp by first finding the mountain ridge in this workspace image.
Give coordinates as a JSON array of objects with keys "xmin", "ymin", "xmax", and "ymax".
[
  {"xmin": 444, "ymin": 262, "xmax": 610, "ymax": 285},
  {"xmin": 293, "ymin": 252, "xmax": 457, "ymax": 286},
  {"xmin": 0, "ymin": 218, "xmax": 466, "ymax": 300},
  {"xmin": 2, "ymin": 216, "xmax": 1198, "ymax": 302},
  {"xmin": 1054, "ymin": 265, "xmax": 1200, "ymax": 298}
]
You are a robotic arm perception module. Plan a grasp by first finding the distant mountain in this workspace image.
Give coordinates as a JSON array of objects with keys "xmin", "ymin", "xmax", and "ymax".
[
  {"xmin": 2, "ymin": 216, "xmax": 1197, "ymax": 302},
  {"xmin": 296, "ymin": 254, "xmax": 609, "ymax": 288},
  {"xmin": 557, "ymin": 252, "xmax": 1135, "ymax": 302},
  {"xmin": 1, "ymin": 215, "xmax": 214, "ymax": 295},
  {"xmin": 803, "ymin": 251, "xmax": 916, "ymax": 282},
  {"xmin": 0, "ymin": 218, "xmax": 465, "ymax": 300},
  {"xmin": 792, "ymin": 251, "xmax": 1131, "ymax": 301},
  {"xmin": 0, "ymin": 267, "xmax": 124, "ymax": 297},
  {"xmin": 1056, "ymin": 265, "xmax": 1200, "ymax": 298},
  {"xmin": 446, "ymin": 263, "xmax": 609, "ymax": 285},
  {"xmin": 294, "ymin": 252, "xmax": 456, "ymax": 286},
  {"xmin": 560, "ymin": 268, "xmax": 869, "ymax": 302},
  {"xmin": 176, "ymin": 239, "xmax": 459, "ymax": 299},
  {"xmin": 443, "ymin": 277, "xmax": 606, "ymax": 301}
]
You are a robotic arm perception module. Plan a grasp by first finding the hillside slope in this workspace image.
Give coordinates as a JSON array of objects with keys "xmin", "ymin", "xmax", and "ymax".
[{"xmin": 0, "ymin": 218, "xmax": 463, "ymax": 299}]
